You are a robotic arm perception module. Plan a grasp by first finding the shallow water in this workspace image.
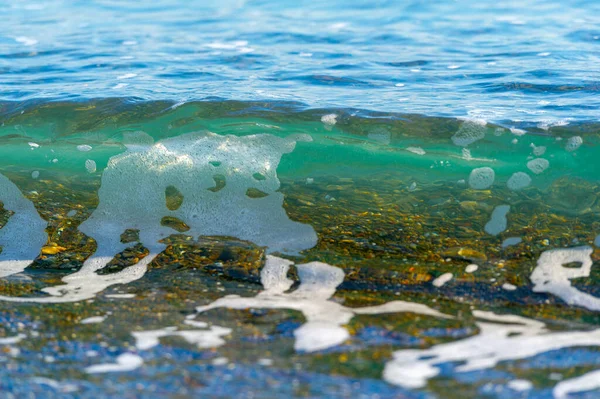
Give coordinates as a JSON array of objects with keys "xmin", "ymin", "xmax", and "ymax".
[{"xmin": 1, "ymin": 2, "xmax": 600, "ymax": 399}]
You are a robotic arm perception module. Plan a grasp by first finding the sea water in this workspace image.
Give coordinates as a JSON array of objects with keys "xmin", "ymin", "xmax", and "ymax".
[{"xmin": 1, "ymin": 1, "xmax": 600, "ymax": 398}]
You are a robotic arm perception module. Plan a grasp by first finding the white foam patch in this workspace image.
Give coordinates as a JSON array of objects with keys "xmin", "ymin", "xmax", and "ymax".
[
  {"xmin": 432, "ymin": 273, "xmax": 453, "ymax": 287},
  {"xmin": 530, "ymin": 246, "xmax": 600, "ymax": 311},
  {"xmin": 196, "ymin": 255, "xmax": 451, "ymax": 352},
  {"xmin": 0, "ymin": 333, "xmax": 26, "ymax": 345},
  {"xmin": 85, "ymin": 352, "xmax": 143, "ymax": 374},
  {"xmin": 132, "ymin": 325, "xmax": 231, "ymax": 350},
  {"xmin": 0, "ymin": 132, "xmax": 316, "ymax": 303},
  {"xmin": 508, "ymin": 379, "xmax": 533, "ymax": 392},
  {"xmin": 321, "ymin": 114, "xmax": 337, "ymax": 126},
  {"xmin": 507, "ymin": 172, "xmax": 531, "ymax": 191},
  {"xmin": 0, "ymin": 173, "xmax": 48, "ymax": 278},
  {"xmin": 451, "ymin": 120, "xmax": 487, "ymax": 147},
  {"xmin": 510, "ymin": 128, "xmax": 526, "ymax": 136},
  {"xmin": 565, "ymin": 136, "xmax": 583, "ymax": 152},
  {"xmin": 105, "ymin": 293, "xmax": 135, "ymax": 299},
  {"xmin": 406, "ymin": 146, "xmax": 426, "ymax": 155},
  {"xmin": 553, "ymin": 369, "xmax": 600, "ymax": 398},
  {"xmin": 80, "ymin": 316, "xmax": 106, "ymax": 324},
  {"xmin": 502, "ymin": 283, "xmax": 517, "ymax": 291},
  {"xmin": 77, "ymin": 144, "xmax": 92, "ymax": 152},
  {"xmin": 527, "ymin": 158, "xmax": 549, "ymax": 174},
  {"xmin": 530, "ymin": 143, "xmax": 546, "ymax": 156},
  {"xmin": 383, "ymin": 311, "xmax": 600, "ymax": 389},
  {"xmin": 484, "ymin": 205, "xmax": 510, "ymax": 236},
  {"xmin": 468, "ymin": 167, "xmax": 495, "ymax": 189},
  {"xmin": 85, "ymin": 159, "xmax": 97, "ymax": 173}
]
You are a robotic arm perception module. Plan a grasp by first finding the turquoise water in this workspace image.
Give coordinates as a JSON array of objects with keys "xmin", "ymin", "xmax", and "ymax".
[{"xmin": 1, "ymin": 2, "xmax": 600, "ymax": 399}]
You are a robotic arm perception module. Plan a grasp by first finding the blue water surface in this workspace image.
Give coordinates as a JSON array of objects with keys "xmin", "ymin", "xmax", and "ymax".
[{"xmin": 1, "ymin": 0, "xmax": 599, "ymax": 124}]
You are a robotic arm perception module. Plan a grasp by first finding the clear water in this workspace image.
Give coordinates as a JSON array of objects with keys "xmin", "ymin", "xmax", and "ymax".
[{"xmin": 1, "ymin": 2, "xmax": 600, "ymax": 399}]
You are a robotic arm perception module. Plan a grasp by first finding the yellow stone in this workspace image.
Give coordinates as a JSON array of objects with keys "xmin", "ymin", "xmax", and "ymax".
[{"xmin": 41, "ymin": 245, "xmax": 67, "ymax": 255}]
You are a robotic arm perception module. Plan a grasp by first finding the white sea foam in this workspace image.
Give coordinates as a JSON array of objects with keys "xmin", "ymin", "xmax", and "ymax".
[
  {"xmin": 85, "ymin": 159, "xmax": 96, "ymax": 173},
  {"xmin": 468, "ymin": 167, "xmax": 495, "ymax": 189},
  {"xmin": 0, "ymin": 132, "xmax": 316, "ymax": 303},
  {"xmin": 383, "ymin": 311, "xmax": 600, "ymax": 389},
  {"xmin": 321, "ymin": 114, "xmax": 337, "ymax": 126},
  {"xmin": 77, "ymin": 144, "xmax": 92, "ymax": 152},
  {"xmin": 451, "ymin": 120, "xmax": 486, "ymax": 147},
  {"xmin": 0, "ymin": 333, "xmax": 26, "ymax": 345},
  {"xmin": 530, "ymin": 246, "xmax": 600, "ymax": 311},
  {"xmin": 530, "ymin": 143, "xmax": 546, "ymax": 156},
  {"xmin": 508, "ymin": 379, "xmax": 533, "ymax": 392},
  {"xmin": 132, "ymin": 325, "xmax": 231, "ymax": 350},
  {"xmin": 406, "ymin": 146, "xmax": 425, "ymax": 155},
  {"xmin": 196, "ymin": 255, "xmax": 450, "ymax": 352},
  {"xmin": 0, "ymin": 173, "xmax": 48, "ymax": 278},
  {"xmin": 80, "ymin": 316, "xmax": 106, "ymax": 324},
  {"xmin": 553, "ymin": 369, "xmax": 600, "ymax": 398},
  {"xmin": 565, "ymin": 136, "xmax": 582, "ymax": 152},
  {"xmin": 85, "ymin": 353, "xmax": 143, "ymax": 374},
  {"xmin": 527, "ymin": 158, "xmax": 549, "ymax": 174}
]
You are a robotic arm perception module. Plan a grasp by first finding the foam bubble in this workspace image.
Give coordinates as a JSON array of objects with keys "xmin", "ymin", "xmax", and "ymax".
[
  {"xmin": 530, "ymin": 143, "xmax": 546, "ymax": 156},
  {"xmin": 406, "ymin": 146, "xmax": 425, "ymax": 155},
  {"xmin": 468, "ymin": 167, "xmax": 495, "ymax": 189},
  {"xmin": 321, "ymin": 114, "xmax": 337, "ymax": 126},
  {"xmin": 85, "ymin": 159, "xmax": 97, "ymax": 173},
  {"xmin": 31, "ymin": 171, "xmax": 39, "ymax": 179},
  {"xmin": 451, "ymin": 121, "xmax": 487, "ymax": 147},
  {"xmin": 565, "ymin": 136, "xmax": 583, "ymax": 152},
  {"xmin": 77, "ymin": 144, "xmax": 92, "ymax": 152},
  {"xmin": 531, "ymin": 246, "xmax": 600, "ymax": 311},
  {"xmin": 484, "ymin": 205, "xmax": 510, "ymax": 235},
  {"xmin": 507, "ymin": 172, "xmax": 531, "ymax": 191},
  {"xmin": 526, "ymin": 158, "xmax": 549, "ymax": 174}
]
